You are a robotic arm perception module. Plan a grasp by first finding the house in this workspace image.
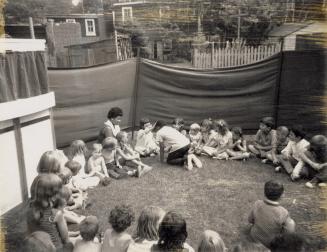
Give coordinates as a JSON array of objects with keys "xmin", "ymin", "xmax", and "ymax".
[
  {"xmin": 45, "ymin": 13, "xmax": 120, "ymax": 67},
  {"xmin": 110, "ymin": 0, "xmax": 202, "ymax": 62},
  {"xmin": 268, "ymin": 22, "xmax": 327, "ymax": 50}
]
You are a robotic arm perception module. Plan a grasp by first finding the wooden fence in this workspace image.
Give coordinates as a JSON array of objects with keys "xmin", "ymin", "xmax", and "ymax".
[
  {"xmin": 116, "ymin": 36, "xmax": 133, "ymax": 61},
  {"xmin": 192, "ymin": 42, "xmax": 282, "ymax": 69}
]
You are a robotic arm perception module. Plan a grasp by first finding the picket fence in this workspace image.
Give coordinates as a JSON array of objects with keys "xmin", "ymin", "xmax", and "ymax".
[{"xmin": 192, "ymin": 42, "xmax": 282, "ymax": 68}]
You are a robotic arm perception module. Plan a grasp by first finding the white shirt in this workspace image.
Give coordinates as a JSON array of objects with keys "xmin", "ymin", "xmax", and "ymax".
[
  {"xmin": 156, "ymin": 126, "xmax": 190, "ymax": 153},
  {"xmin": 281, "ymin": 139, "xmax": 310, "ymax": 161},
  {"xmin": 104, "ymin": 120, "xmax": 121, "ymax": 137}
]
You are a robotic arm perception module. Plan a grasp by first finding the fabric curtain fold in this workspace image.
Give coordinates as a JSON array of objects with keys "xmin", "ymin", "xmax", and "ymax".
[{"xmin": 0, "ymin": 51, "xmax": 49, "ymax": 103}]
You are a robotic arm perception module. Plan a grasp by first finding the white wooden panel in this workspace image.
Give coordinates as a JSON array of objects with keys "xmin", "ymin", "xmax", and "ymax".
[
  {"xmin": 21, "ymin": 120, "xmax": 55, "ymax": 196},
  {"xmin": 0, "ymin": 92, "xmax": 55, "ymax": 121},
  {"xmin": 0, "ymin": 39, "xmax": 46, "ymax": 53},
  {"xmin": 0, "ymin": 131, "xmax": 22, "ymax": 214}
]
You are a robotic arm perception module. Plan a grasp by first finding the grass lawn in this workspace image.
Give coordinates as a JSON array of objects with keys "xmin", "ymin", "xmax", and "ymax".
[{"xmin": 3, "ymin": 155, "xmax": 327, "ymax": 251}]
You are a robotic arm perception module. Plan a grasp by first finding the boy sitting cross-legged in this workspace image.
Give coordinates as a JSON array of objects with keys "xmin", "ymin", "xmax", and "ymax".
[{"xmin": 248, "ymin": 180, "xmax": 296, "ymax": 249}]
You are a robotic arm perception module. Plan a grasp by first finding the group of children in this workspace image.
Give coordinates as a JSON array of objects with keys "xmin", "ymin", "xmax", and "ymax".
[
  {"xmin": 23, "ymin": 107, "xmax": 325, "ymax": 251},
  {"xmin": 150, "ymin": 115, "xmax": 327, "ymax": 189},
  {"xmin": 25, "ymin": 168, "xmax": 306, "ymax": 252}
]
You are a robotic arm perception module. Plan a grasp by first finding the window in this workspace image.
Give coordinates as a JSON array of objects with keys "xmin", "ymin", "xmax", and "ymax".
[
  {"xmin": 122, "ymin": 7, "xmax": 133, "ymax": 23},
  {"xmin": 85, "ymin": 19, "xmax": 96, "ymax": 36}
]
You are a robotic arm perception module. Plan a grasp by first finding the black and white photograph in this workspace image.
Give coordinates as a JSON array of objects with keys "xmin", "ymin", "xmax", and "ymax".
[{"xmin": 0, "ymin": 0, "xmax": 326, "ymax": 251}]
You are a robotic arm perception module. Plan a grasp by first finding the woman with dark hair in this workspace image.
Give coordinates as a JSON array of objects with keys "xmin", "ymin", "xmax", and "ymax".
[
  {"xmin": 151, "ymin": 211, "xmax": 194, "ymax": 252},
  {"xmin": 98, "ymin": 107, "xmax": 123, "ymax": 143}
]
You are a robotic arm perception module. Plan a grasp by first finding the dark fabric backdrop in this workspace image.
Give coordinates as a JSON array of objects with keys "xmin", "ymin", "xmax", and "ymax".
[
  {"xmin": 277, "ymin": 50, "xmax": 327, "ymax": 136},
  {"xmin": 0, "ymin": 51, "xmax": 49, "ymax": 103},
  {"xmin": 48, "ymin": 59, "xmax": 137, "ymax": 146},
  {"xmin": 135, "ymin": 56, "xmax": 281, "ymax": 131}
]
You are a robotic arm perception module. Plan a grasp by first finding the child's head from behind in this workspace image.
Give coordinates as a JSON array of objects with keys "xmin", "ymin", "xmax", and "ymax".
[
  {"xmin": 158, "ymin": 211, "xmax": 188, "ymax": 250},
  {"xmin": 189, "ymin": 123, "xmax": 201, "ymax": 135},
  {"xmin": 58, "ymin": 168, "xmax": 72, "ymax": 185},
  {"xmin": 198, "ymin": 230, "xmax": 226, "ymax": 252},
  {"xmin": 259, "ymin": 117, "xmax": 275, "ymax": 133},
  {"xmin": 65, "ymin": 160, "xmax": 82, "ymax": 176},
  {"xmin": 54, "ymin": 185, "xmax": 72, "ymax": 209},
  {"xmin": 264, "ymin": 180, "xmax": 284, "ymax": 201},
  {"xmin": 201, "ymin": 119, "xmax": 213, "ymax": 133},
  {"xmin": 270, "ymin": 233, "xmax": 306, "ymax": 252},
  {"xmin": 37, "ymin": 151, "xmax": 61, "ymax": 174},
  {"xmin": 24, "ymin": 231, "xmax": 56, "ymax": 252},
  {"xmin": 214, "ymin": 119, "xmax": 229, "ymax": 135},
  {"xmin": 309, "ymin": 135, "xmax": 327, "ymax": 152},
  {"xmin": 70, "ymin": 140, "xmax": 87, "ymax": 157},
  {"xmin": 32, "ymin": 173, "xmax": 63, "ymax": 209},
  {"xmin": 140, "ymin": 118, "xmax": 151, "ymax": 130},
  {"xmin": 102, "ymin": 137, "xmax": 118, "ymax": 151},
  {"xmin": 116, "ymin": 131, "xmax": 129, "ymax": 144},
  {"xmin": 135, "ymin": 206, "xmax": 166, "ymax": 241},
  {"xmin": 80, "ymin": 215, "xmax": 99, "ymax": 241},
  {"xmin": 276, "ymin": 126, "xmax": 289, "ymax": 142},
  {"xmin": 109, "ymin": 204, "xmax": 135, "ymax": 233},
  {"xmin": 231, "ymin": 127, "xmax": 243, "ymax": 141}
]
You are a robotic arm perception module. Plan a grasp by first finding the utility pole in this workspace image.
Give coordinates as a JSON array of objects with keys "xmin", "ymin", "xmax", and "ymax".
[{"xmin": 231, "ymin": 10, "xmax": 247, "ymax": 41}]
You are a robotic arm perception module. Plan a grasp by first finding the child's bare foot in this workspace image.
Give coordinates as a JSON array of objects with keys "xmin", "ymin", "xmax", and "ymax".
[
  {"xmin": 187, "ymin": 156, "xmax": 193, "ymax": 170},
  {"xmin": 193, "ymin": 156, "xmax": 202, "ymax": 168}
]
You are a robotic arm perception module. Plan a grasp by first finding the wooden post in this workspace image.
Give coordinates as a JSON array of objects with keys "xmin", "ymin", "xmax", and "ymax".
[
  {"xmin": 211, "ymin": 42, "xmax": 214, "ymax": 68},
  {"xmin": 114, "ymin": 30, "xmax": 119, "ymax": 60},
  {"xmin": 131, "ymin": 48, "xmax": 141, "ymax": 140},
  {"xmin": 274, "ymin": 40, "xmax": 284, "ymax": 128},
  {"xmin": 13, "ymin": 118, "xmax": 29, "ymax": 202},
  {"xmin": 29, "ymin": 17, "xmax": 35, "ymax": 39}
]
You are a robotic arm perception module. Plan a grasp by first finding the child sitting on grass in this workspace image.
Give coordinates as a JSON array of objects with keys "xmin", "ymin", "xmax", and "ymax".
[
  {"xmin": 73, "ymin": 216, "xmax": 102, "ymax": 252},
  {"xmin": 198, "ymin": 230, "xmax": 226, "ymax": 252},
  {"xmin": 188, "ymin": 123, "xmax": 202, "ymax": 154},
  {"xmin": 200, "ymin": 118, "xmax": 213, "ymax": 146},
  {"xmin": 151, "ymin": 211, "xmax": 194, "ymax": 252},
  {"xmin": 275, "ymin": 125, "xmax": 309, "ymax": 175},
  {"xmin": 65, "ymin": 160, "xmax": 87, "ymax": 210},
  {"xmin": 187, "ymin": 123, "xmax": 203, "ymax": 170},
  {"xmin": 27, "ymin": 174, "xmax": 72, "ymax": 251},
  {"xmin": 248, "ymin": 117, "xmax": 277, "ymax": 158},
  {"xmin": 135, "ymin": 118, "xmax": 159, "ymax": 157},
  {"xmin": 127, "ymin": 206, "xmax": 166, "ymax": 252},
  {"xmin": 87, "ymin": 143, "xmax": 111, "ymax": 185},
  {"xmin": 226, "ymin": 126, "xmax": 251, "ymax": 160},
  {"xmin": 57, "ymin": 171, "xmax": 86, "ymax": 224},
  {"xmin": 261, "ymin": 126, "xmax": 289, "ymax": 165},
  {"xmin": 69, "ymin": 140, "xmax": 100, "ymax": 190},
  {"xmin": 116, "ymin": 131, "xmax": 152, "ymax": 177},
  {"xmin": 102, "ymin": 137, "xmax": 136, "ymax": 179},
  {"xmin": 102, "ymin": 204, "xmax": 135, "ymax": 252},
  {"xmin": 300, "ymin": 135, "xmax": 327, "ymax": 188},
  {"xmin": 248, "ymin": 180, "xmax": 295, "ymax": 248}
]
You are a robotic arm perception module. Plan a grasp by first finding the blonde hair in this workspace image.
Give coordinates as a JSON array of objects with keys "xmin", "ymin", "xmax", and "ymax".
[
  {"xmin": 69, "ymin": 140, "xmax": 88, "ymax": 158},
  {"xmin": 92, "ymin": 143, "xmax": 103, "ymax": 154},
  {"xmin": 198, "ymin": 230, "xmax": 226, "ymax": 252},
  {"xmin": 116, "ymin": 131, "xmax": 128, "ymax": 143},
  {"xmin": 37, "ymin": 151, "xmax": 61, "ymax": 174},
  {"xmin": 135, "ymin": 206, "xmax": 166, "ymax": 242}
]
